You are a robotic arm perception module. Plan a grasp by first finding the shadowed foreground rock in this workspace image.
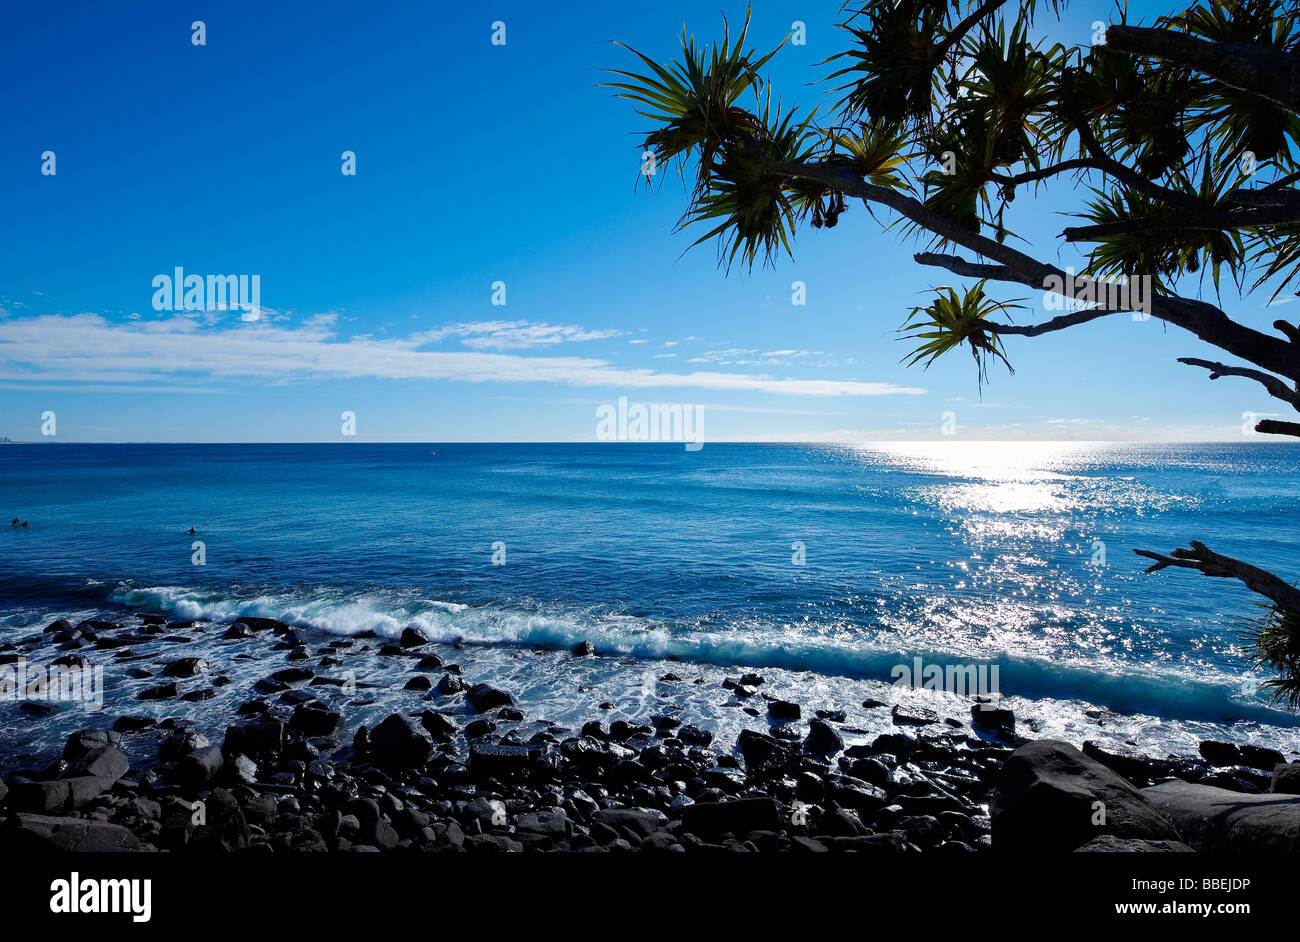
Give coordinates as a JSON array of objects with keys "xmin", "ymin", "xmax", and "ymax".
[
  {"xmin": 991, "ymin": 740, "xmax": 1181, "ymax": 851},
  {"xmin": 1141, "ymin": 780, "xmax": 1300, "ymax": 852}
]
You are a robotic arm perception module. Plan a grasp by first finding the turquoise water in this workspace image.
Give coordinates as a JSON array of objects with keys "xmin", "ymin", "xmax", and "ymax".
[{"xmin": 2, "ymin": 441, "xmax": 1299, "ymax": 754}]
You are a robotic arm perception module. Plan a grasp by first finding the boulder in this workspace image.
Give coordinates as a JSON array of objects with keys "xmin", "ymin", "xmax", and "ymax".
[
  {"xmin": 1272, "ymin": 762, "xmax": 1300, "ymax": 795},
  {"xmin": 370, "ymin": 713, "xmax": 432, "ymax": 770},
  {"xmin": 767, "ymin": 700, "xmax": 801, "ymax": 721},
  {"xmin": 3, "ymin": 813, "xmax": 141, "ymax": 852},
  {"xmin": 1198, "ymin": 739, "xmax": 1242, "ymax": 767},
  {"xmin": 571, "ymin": 640, "xmax": 596, "ymax": 657},
  {"xmin": 970, "ymin": 704, "xmax": 1015, "ymax": 736},
  {"xmin": 991, "ymin": 740, "xmax": 1180, "ymax": 851},
  {"xmin": 465, "ymin": 683, "xmax": 513, "ymax": 712},
  {"xmin": 804, "ymin": 718, "xmax": 844, "ymax": 756},
  {"xmin": 288, "ymin": 703, "xmax": 344, "ymax": 738},
  {"xmin": 399, "ymin": 627, "xmax": 430, "ymax": 648},
  {"xmin": 1141, "ymin": 779, "xmax": 1300, "ymax": 852}
]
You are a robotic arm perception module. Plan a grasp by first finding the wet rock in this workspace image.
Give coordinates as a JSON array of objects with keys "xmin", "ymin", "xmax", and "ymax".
[
  {"xmin": 767, "ymin": 700, "xmax": 801, "ymax": 721},
  {"xmin": 416, "ymin": 654, "xmax": 444, "ymax": 669},
  {"xmin": 288, "ymin": 703, "xmax": 345, "ymax": 738},
  {"xmin": 112, "ymin": 716, "xmax": 157, "ymax": 733},
  {"xmin": 991, "ymin": 740, "xmax": 1180, "ymax": 852},
  {"xmin": 891, "ymin": 704, "xmax": 939, "ymax": 726},
  {"xmin": 1082, "ymin": 740, "xmax": 1165, "ymax": 784},
  {"xmin": 1198, "ymin": 740, "xmax": 1242, "ymax": 767},
  {"xmin": 400, "ymin": 627, "xmax": 430, "ymax": 649},
  {"xmin": 160, "ymin": 729, "xmax": 210, "ymax": 763},
  {"xmin": 804, "ymin": 718, "xmax": 845, "ymax": 756},
  {"xmin": 970, "ymin": 704, "xmax": 1015, "ymax": 736},
  {"xmin": 571, "ymin": 640, "xmax": 596, "ymax": 657},
  {"xmin": 175, "ymin": 745, "xmax": 224, "ymax": 789},
  {"xmin": 466, "ymin": 683, "xmax": 513, "ymax": 712},
  {"xmin": 223, "ymin": 624, "xmax": 254, "ymax": 640},
  {"xmin": 1240, "ymin": 744, "xmax": 1286, "ymax": 771},
  {"xmin": 138, "ymin": 681, "xmax": 178, "ymax": 701},
  {"xmin": 223, "ymin": 721, "xmax": 284, "ymax": 758},
  {"xmin": 272, "ymin": 667, "xmax": 315, "ymax": 684},
  {"xmin": 419, "ymin": 710, "xmax": 458, "ymax": 741},
  {"xmin": 370, "ymin": 713, "xmax": 433, "ymax": 770},
  {"xmin": 737, "ymin": 729, "xmax": 794, "ymax": 775},
  {"xmin": 62, "ymin": 729, "xmax": 119, "ymax": 762},
  {"xmin": 436, "ymin": 674, "xmax": 466, "ymax": 696},
  {"xmin": 231, "ymin": 617, "xmax": 287, "ymax": 633},
  {"xmin": 163, "ymin": 657, "xmax": 210, "ymax": 678}
]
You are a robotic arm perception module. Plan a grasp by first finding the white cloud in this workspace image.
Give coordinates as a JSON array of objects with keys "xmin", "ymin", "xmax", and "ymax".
[
  {"xmin": 412, "ymin": 320, "xmax": 621, "ymax": 350},
  {"xmin": 0, "ymin": 314, "xmax": 925, "ymax": 398}
]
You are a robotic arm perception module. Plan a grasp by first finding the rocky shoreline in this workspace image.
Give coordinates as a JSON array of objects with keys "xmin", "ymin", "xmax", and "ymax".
[{"xmin": 2, "ymin": 612, "xmax": 1299, "ymax": 853}]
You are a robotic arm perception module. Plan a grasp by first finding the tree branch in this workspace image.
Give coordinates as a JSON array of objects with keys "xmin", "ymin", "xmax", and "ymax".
[
  {"xmin": 1134, "ymin": 541, "xmax": 1300, "ymax": 613},
  {"xmin": 759, "ymin": 156, "xmax": 1300, "ymax": 381},
  {"xmin": 1106, "ymin": 25, "xmax": 1300, "ymax": 115},
  {"xmin": 1177, "ymin": 357, "xmax": 1300, "ymax": 409}
]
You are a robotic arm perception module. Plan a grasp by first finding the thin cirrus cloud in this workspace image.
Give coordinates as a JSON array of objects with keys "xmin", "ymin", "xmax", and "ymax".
[
  {"xmin": 0, "ymin": 314, "xmax": 926, "ymax": 398},
  {"xmin": 410, "ymin": 319, "xmax": 623, "ymax": 350}
]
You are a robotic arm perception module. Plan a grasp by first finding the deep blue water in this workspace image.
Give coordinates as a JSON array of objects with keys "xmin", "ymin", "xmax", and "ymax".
[{"xmin": 2, "ymin": 441, "xmax": 1299, "ymax": 752}]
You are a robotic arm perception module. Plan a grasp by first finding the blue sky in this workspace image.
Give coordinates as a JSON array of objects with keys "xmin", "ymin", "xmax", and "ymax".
[{"xmin": 0, "ymin": 0, "xmax": 1290, "ymax": 442}]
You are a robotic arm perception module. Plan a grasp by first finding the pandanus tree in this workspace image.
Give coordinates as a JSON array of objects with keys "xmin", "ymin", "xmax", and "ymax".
[{"xmin": 608, "ymin": 0, "xmax": 1300, "ymax": 706}]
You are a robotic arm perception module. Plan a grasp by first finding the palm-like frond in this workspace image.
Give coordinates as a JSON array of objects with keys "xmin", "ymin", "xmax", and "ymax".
[{"xmin": 898, "ymin": 281, "xmax": 1024, "ymax": 389}]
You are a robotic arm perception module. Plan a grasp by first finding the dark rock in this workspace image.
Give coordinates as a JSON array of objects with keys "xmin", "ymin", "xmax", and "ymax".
[
  {"xmin": 139, "ymin": 681, "xmax": 178, "ymax": 701},
  {"xmin": 272, "ymin": 667, "xmax": 315, "ymax": 684},
  {"xmin": 991, "ymin": 740, "xmax": 1180, "ymax": 852},
  {"xmin": 804, "ymin": 718, "xmax": 845, "ymax": 756},
  {"xmin": 288, "ymin": 703, "xmax": 345, "ymax": 738},
  {"xmin": 3, "ymin": 813, "xmax": 141, "ymax": 851},
  {"xmin": 159, "ymin": 729, "xmax": 210, "ymax": 763},
  {"xmin": 400, "ymin": 627, "xmax": 430, "ymax": 648},
  {"xmin": 1240, "ymin": 744, "xmax": 1286, "ymax": 771},
  {"xmin": 891, "ymin": 704, "xmax": 940, "ymax": 726},
  {"xmin": 970, "ymin": 703, "xmax": 1015, "ymax": 736},
  {"xmin": 572, "ymin": 640, "xmax": 596, "ymax": 657},
  {"xmin": 1141, "ymin": 779, "xmax": 1300, "ymax": 852},
  {"xmin": 468, "ymin": 742, "xmax": 535, "ymax": 777},
  {"xmin": 1199, "ymin": 740, "xmax": 1243, "ymax": 767},
  {"xmin": 767, "ymin": 700, "xmax": 800, "ymax": 721},
  {"xmin": 466, "ymin": 683, "xmax": 514, "ymax": 712},
  {"xmin": 436, "ymin": 674, "xmax": 466, "ymax": 695},
  {"xmin": 222, "ymin": 623, "xmax": 254, "ymax": 640},
  {"xmin": 1272, "ymin": 762, "xmax": 1300, "ymax": 795},
  {"xmin": 370, "ymin": 713, "xmax": 432, "ymax": 770},
  {"xmin": 682, "ymin": 797, "xmax": 781, "ymax": 837},
  {"xmin": 223, "ymin": 721, "xmax": 285, "ymax": 758},
  {"xmin": 419, "ymin": 710, "xmax": 458, "ymax": 741},
  {"xmin": 163, "ymin": 657, "xmax": 210, "ymax": 677},
  {"xmin": 175, "ymin": 745, "xmax": 224, "ymax": 789},
  {"xmin": 112, "ymin": 715, "xmax": 157, "ymax": 733},
  {"xmin": 737, "ymin": 729, "xmax": 794, "ymax": 775},
  {"xmin": 404, "ymin": 676, "xmax": 432, "ymax": 691}
]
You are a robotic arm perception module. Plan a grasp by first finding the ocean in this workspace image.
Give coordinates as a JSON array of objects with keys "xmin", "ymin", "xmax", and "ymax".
[{"xmin": 2, "ymin": 440, "xmax": 1298, "ymax": 761}]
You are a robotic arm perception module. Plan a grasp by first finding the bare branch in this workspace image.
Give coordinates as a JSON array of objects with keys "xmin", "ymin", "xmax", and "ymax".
[
  {"xmin": 1257, "ymin": 418, "xmax": 1300, "ymax": 438},
  {"xmin": 1177, "ymin": 357, "xmax": 1300, "ymax": 409},
  {"xmin": 1134, "ymin": 541, "xmax": 1300, "ymax": 612}
]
